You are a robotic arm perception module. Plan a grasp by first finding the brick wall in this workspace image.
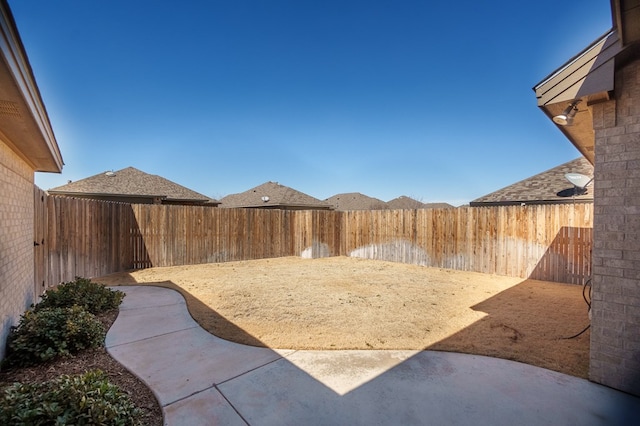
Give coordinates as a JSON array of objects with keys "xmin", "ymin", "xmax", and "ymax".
[
  {"xmin": 591, "ymin": 58, "xmax": 640, "ymax": 396},
  {"xmin": 0, "ymin": 139, "xmax": 35, "ymax": 360}
]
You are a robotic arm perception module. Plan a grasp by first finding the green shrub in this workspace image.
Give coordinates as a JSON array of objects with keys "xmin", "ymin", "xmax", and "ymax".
[
  {"xmin": 35, "ymin": 277, "xmax": 125, "ymax": 314},
  {"xmin": 0, "ymin": 370, "xmax": 142, "ymax": 425},
  {"xmin": 2, "ymin": 306, "xmax": 105, "ymax": 368}
]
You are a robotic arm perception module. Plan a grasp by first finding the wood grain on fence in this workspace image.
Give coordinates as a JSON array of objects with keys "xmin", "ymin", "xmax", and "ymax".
[
  {"xmin": 340, "ymin": 204, "xmax": 592, "ymax": 284},
  {"xmin": 33, "ymin": 188, "xmax": 47, "ymax": 297},
  {"xmin": 39, "ymin": 195, "xmax": 139, "ymax": 287},
  {"xmin": 36, "ymin": 188, "xmax": 593, "ymax": 287}
]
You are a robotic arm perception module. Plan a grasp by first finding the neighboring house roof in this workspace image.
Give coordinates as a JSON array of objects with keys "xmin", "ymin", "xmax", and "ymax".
[
  {"xmin": 422, "ymin": 202, "xmax": 455, "ymax": 209},
  {"xmin": 470, "ymin": 157, "xmax": 594, "ymax": 206},
  {"xmin": 385, "ymin": 196, "xmax": 454, "ymax": 210},
  {"xmin": 47, "ymin": 167, "xmax": 218, "ymax": 205},
  {"xmin": 325, "ymin": 192, "xmax": 388, "ymax": 211},
  {"xmin": 0, "ymin": 1, "xmax": 62, "ymax": 172},
  {"xmin": 386, "ymin": 196, "xmax": 428, "ymax": 210},
  {"xmin": 220, "ymin": 181, "xmax": 332, "ymax": 210}
]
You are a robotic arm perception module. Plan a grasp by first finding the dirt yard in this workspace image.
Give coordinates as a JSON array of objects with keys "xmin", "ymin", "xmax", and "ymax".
[{"xmin": 98, "ymin": 256, "xmax": 591, "ymax": 378}]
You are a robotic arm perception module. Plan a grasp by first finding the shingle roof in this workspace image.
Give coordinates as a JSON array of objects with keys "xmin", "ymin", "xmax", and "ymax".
[
  {"xmin": 422, "ymin": 202, "xmax": 455, "ymax": 209},
  {"xmin": 384, "ymin": 196, "xmax": 454, "ymax": 210},
  {"xmin": 47, "ymin": 167, "xmax": 216, "ymax": 204},
  {"xmin": 220, "ymin": 181, "xmax": 332, "ymax": 209},
  {"xmin": 386, "ymin": 196, "xmax": 428, "ymax": 210},
  {"xmin": 470, "ymin": 157, "xmax": 594, "ymax": 206},
  {"xmin": 325, "ymin": 192, "xmax": 388, "ymax": 210}
]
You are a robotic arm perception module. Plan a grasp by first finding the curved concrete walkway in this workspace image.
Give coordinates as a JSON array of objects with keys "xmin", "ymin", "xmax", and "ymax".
[{"xmin": 105, "ymin": 286, "xmax": 640, "ymax": 425}]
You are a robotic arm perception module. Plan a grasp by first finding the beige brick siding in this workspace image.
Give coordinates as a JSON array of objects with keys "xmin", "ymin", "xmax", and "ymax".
[
  {"xmin": 0, "ymin": 139, "xmax": 35, "ymax": 360},
  {"xmin": 591, "ymin": 58, "xmax": 640, "ymax": 396}
]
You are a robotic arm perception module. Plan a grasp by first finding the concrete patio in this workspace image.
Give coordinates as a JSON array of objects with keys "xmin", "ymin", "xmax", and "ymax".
[{"xmin": 105, "ymin": 286, "xmax": 640, "ymax": 425}]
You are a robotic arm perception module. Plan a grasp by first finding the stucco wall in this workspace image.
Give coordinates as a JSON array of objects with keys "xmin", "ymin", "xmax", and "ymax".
[
  {"xmin": 590, "ymin": 58, "xmax": 640, "ymax": 396},
  {"xmin": 0, "ymin": 139, "xmax": 35, "ymax": 360}
]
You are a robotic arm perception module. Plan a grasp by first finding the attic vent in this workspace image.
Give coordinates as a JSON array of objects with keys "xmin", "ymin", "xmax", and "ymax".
[
  {"xmin": 105, "ymin": 171, "xmax": 116, "ymax": 177},
  {"xmin": 0, "ymin": 100, "xmax": 21, "ymax": 118}
]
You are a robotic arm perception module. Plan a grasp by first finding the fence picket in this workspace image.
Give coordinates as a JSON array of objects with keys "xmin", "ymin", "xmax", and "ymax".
[{"xmin": 35, "ymin": 188, "xmax": 594, "ymax": 286}]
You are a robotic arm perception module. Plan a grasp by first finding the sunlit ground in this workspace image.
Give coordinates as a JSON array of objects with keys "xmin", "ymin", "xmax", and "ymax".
[{"xmin": 99, "ymin": 256, "xmax": 590, "ymax": 379}]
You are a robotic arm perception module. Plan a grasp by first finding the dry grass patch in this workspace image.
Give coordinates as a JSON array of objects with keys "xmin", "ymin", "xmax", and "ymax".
[{"xmin": 98, "ymin": 256, "xmax": 590, "ymax": 378}]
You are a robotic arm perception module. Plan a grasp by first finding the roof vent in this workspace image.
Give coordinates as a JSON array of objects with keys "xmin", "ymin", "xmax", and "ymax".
[
  {"xmin": 105, "ymin": 171, "xmax": 115, "ymax": 177},
  {"xmin": 261, "ymin": 196, "xmax": 270, "ymax": 202},
  {"xmin": 0, "ymin": 100, "xmax": 22, "ymax": 118}
]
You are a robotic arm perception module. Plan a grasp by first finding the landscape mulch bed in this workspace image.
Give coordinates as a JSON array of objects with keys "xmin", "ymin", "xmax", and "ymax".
[{"xmin": 0, "ymin": 310, "xmax": 163, "ymax": 426}]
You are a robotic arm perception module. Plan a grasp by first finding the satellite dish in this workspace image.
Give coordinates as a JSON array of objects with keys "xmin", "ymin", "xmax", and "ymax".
[
  {"xmin": 565, "ymin": 173, "xmax": 593, "ymax": 189},
  {"xmin": 261, "ymin": 196, "xmax": 270, "ymax": 202}
]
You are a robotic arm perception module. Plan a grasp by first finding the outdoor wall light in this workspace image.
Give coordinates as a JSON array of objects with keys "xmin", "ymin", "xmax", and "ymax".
[{"xmin": 553, "ymin": 100, "xmax": 581, "ymax": 126}]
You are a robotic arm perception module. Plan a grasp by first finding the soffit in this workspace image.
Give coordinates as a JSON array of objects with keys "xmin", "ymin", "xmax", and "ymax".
[
  {"xmin": 533, "ymin": 31, "xmax": 622, "ymax": 165},
  {"xmin": 0, "ymin": 2, "xmax": 62, "ymax": 172}
]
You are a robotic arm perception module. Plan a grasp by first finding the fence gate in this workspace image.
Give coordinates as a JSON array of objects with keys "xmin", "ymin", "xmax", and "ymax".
[{"xmin": 33, "ymin": 187, "xmax": 47, "ymax": 298}]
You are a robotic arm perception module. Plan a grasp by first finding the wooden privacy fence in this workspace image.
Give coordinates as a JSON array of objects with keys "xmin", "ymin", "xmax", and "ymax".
[
  {"xmin": 341, "ymin": 206, "xmax": 592, "ymax": 284},
  {"xmin": 35, "ymin": 187, "xmax": 593, "ymax": 288},
  {"xmin": 34, "ymin": 188, "xmax": 139, "ymax": 290},
  {"xmin": 129, "ymin": 205, "xmax": 342, "ymax": 268}
]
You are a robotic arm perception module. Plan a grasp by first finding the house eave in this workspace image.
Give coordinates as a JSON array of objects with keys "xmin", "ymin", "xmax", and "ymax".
[
  {"xmin": 534, "ymin": 1, "xmax": 640, "ymax": 165},
  {"xmin": 470, "ymin": 199, "xmax": 594, "ymax": 207},
  {"xmin": 163, "ymin": 198, "xmax": 219, "ymax": 205},
  {"xmin": 0, "ymin": 0, "xmax": 63, "ymax": 172},
  {"xmin": 533, "ymin": 30, "xmax": 623, "ymax": 165},
  {"xmin": 47, "ymin": 190, "xmax": 217, "ymax": 205},
  {"xmin": 254, "ymin": 204, "xmax": 333, "ymax": 210},
  {"xmin": 47, "ymin": 190, "xmax": 164, "ymax": 199}
]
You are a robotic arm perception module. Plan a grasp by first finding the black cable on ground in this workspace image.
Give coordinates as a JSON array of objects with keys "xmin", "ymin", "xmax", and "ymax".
[
  {"xmin": 560, "ymin": 323, "xmax": 591, "ymax": 340},
  {"xmin": 560, "ymin": 278, "xmax": 592, "ymax": 340}
]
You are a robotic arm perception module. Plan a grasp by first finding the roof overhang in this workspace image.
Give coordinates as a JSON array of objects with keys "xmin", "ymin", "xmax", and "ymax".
[
  {"xmin": 0, "ymin": 0, "xmax": 62, "ymax": 172},
  {"xmin": 47, "ymin": 190, "xmax": 220, "ymax": 206},
  {"xmin": 533, "ymin": 30, "xmax": 622, "ymax": 164},
  {"xmin": 534, "ymin": 1, "xmax": 640, "ymax": 165},
  {"xmin": 470, "ymin": 199, "xmax": 594, "ymax": 207},
  {"xmin": 241, "ymin": 204, "xmax": 333, "ymax": 210},
  {"xmin": 46, "ymin": 190, "xmax": 167, "ymax": 199}
]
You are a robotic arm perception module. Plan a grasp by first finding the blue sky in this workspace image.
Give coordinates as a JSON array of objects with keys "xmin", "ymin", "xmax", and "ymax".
[{"xmin": 11, "ymin": 1, "xmax": 611, "ymax": 206}]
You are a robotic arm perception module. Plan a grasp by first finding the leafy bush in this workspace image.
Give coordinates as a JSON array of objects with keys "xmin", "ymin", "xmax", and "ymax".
[
  {"xmin": 0, "ymin": 370, "xmax": 142, "ymax": 425},
  {"xmin": 2, "ymin": 306, "xmax": 105, "ymax": 368},
  {"xmin": 35, "ymin": 277, "xmax": 124, "ymax": 314}
]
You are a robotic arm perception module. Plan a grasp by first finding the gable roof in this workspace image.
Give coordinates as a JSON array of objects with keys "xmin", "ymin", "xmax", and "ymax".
[
  {"xmin": 385, "ymin": 196, "xmax": 454, "ymax": 210},
  {"xmin": 220, "ymin": 181, "xmax": 332, "ymax": 210},
  {"xmin": 422, "ymin": 202, "xmax": 455, "ymax": 209},
  {"xmin": 47, "ymin": 167, "xmax": 217, "ymax": 204},
  {"xmin": 470, "ymin": 157, "xmax": 594, "ymax": 206},
  {"xmin": 386, "ymin": 196, "xmax": 428, "ymax": 210},
  {"xmin": 325, "ymin": 192, "xmax": 388, "ymax": 211}
]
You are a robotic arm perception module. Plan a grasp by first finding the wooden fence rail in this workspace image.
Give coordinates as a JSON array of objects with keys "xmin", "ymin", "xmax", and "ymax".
[{"xmin": 35, "ymin": 187, "xmax": 593, "ymax": 288}]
